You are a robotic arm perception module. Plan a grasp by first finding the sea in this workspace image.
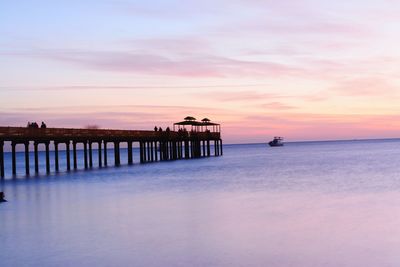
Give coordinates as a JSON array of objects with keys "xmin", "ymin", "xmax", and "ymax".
[{"xmin": 1, "ymin": 140, "xmax": 400, "ymax": 267}]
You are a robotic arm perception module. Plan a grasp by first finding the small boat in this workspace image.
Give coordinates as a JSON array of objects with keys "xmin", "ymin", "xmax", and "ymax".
[{"xmin": 268, "ymin": 137, "xmax": 284, "ymax": 147}]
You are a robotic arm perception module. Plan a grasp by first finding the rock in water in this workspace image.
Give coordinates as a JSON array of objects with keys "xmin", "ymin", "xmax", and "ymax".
[{"xmin": 0, "ymin": 192, "xmax": 6, "ymax": 202}]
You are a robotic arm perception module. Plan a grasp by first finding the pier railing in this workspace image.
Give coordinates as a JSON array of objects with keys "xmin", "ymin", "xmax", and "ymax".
[{"xmin": 0, "ymin": 127, "xmax": 220, "ymax": 141}]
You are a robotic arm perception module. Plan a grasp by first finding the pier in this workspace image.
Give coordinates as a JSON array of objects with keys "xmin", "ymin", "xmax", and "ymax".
[{"xmin": 0, "ymin": 118, "xmax": 222, "ymax": 178}]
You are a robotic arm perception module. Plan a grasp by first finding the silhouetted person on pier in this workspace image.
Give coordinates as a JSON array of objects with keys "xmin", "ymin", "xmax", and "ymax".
[
  {"xmin": 158, "ymin": 127, "xmax": 163, "ymax": 132},
  {"xmin": 28, "ymin": 122, "xmax": 39, "ymax": 128},
  {"xmin": 41, "ymin": 122, "xmax": 47, "ymax": 129},
  {"xmin": 166, "ymin": 127, "xmax": 170, "ymax": 133},
  {"xmin": 0, "ymin": 192, "xmax": 6, "ymax": 202},
  {"xmin": 154, "ymin": 126, "xmax": 158, "ymax": 131}
]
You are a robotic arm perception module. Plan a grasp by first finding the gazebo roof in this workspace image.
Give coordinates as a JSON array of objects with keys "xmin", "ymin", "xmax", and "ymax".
[
  {"xmin": 174, "ymin": 121, "xmax": 201, "ymax": 126},
  {"xmin": 174, "ymin": 116, "xmax": 220, "ymax": 127},
  {"xmin": 174, "ymin": 121, "xmax": 219, "ymax": 126},
  {"xmin": 184, "ymin": 116, "xmax": 196, "ymax": 121}
]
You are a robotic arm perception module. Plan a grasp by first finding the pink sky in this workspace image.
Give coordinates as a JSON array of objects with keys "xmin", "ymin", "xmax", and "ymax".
[{"xmin": 1, "ymin": 0, "xmax": 400, "ymax": 143}]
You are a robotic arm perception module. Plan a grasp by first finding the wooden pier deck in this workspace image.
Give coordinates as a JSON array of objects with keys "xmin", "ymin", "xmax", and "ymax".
[{"xmin": 0, "ymin": 126, "xmax": 223, "ymax": 178}]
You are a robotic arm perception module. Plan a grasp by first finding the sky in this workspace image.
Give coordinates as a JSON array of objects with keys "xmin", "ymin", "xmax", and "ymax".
[{"xmin": 1, "ymin": 0, "xmax": 400, "ymax": 143}]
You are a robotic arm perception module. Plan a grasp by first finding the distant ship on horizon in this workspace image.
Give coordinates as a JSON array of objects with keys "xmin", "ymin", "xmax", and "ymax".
[{"xmin": 268, "ymin": 137, "xmax": 284, "ymax": 147}]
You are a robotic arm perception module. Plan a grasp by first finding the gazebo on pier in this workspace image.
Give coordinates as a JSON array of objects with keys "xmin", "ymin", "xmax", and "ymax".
[{"xmin": 173, "ymin": 116, "xmax": 221, "ymax": 132}]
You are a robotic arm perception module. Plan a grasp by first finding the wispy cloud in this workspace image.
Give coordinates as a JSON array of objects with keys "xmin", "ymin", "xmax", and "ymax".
[
  {"xmin": 232, "ymin": 20, "xmax": 372, "ymax": 38},
  {"xmin": 111, "ymin": 0, "xmax": 227, "ymax": 19},
  {"xmin": 0, "ymin": 84, "xmax": 274, "ymax": 91},
  {"xmin": 331, "ymin": 77, "xmax": 399, "ymax": 97},
  {"xmin": 127, "ymin": 37, "xmax": 211, "ymax": 54},
  {"xmin": 259, "ymin": 102, "xmax": 297, "ymax": 110},
  {"xmin": 2, "ymin": 49, "xmax": 305, "ymax": 77},
  {"xmin": 194, "ymin": 90, "xmax": 331, "ymax": 104},
  {"xmin": 195, "ymin": 90, "xmax": 280, "ymax": 102}
]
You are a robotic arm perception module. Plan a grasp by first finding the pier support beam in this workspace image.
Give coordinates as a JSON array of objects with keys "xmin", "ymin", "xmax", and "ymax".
[
  {"xmin": 214, "ymin": 140, "xmax": 218, "ymax": 156},
  {"xmin": 167, "ymin": 142, "xmax": 170, "ymax": 160},
  {"xmin": 114, "ymin": 142, "xmax": 120, "ymax": 166},
  {"xmin": 0, "ymin": 141, "xmax": 4, "ymax": 178},
  {"xmin": 154, "ymin": 142, "xmax": 158, "ymax": 161},
  {"xmin": 147, "ymin": 142, "xmax": 151, "ymax": 162},
  {"xmin": 166, "ymin": 142, "xmax": 170, "ymax": 160},
  {"xmin": 161, "ymin": 142, "xmax": 164, "ymax": 161},
  {"xmin": 150, "ymin": 142, "xmax": 154, "ymax": 162},
  {"xmin": 191, "ymin": 141, "xmax": 195, "ymax": 158},
  {"xmin": 159, "ymin": 142, "xmax": 163, "ymax": 161},
  {"xmin": 172, "ymin": 142, "xmax": 177, "ymax": 160},
  {"xmin": 148, "ymin": 141, "xmax": 151, "ymax": 161},
  {"xmin": 34, "ymin": 142, "xmax": 39, "ymax": 173},
  {"xmin": 166, "ymin": 141, "xmax": 170, "ymax": 160},
  {"xmin": 84, "ymin": 142, "xmax": 88, "ymax": 169},
  {"xmin": 104, "ymin": 142, "xmax": 108, "ymax": 166},
  {"xmin": 164, "ymin": 141, "xmax": 168, "ymax": 161},
  {"xmin": 25, "ymin": 141, "xmax": 30, "ymax": 175},
  {"xmin": 139, "ymin": 142, "xmax": 144, "ymax": 163},
  {"xmin": 184, "ymin": 140, "xmax": 190, "ymax": 159},
  {"xmin": 73, "ymin": 141, "xmax": 77, "ymax": 170},
  {"xmin": 66, "ymin": 141, "xmax": 71, "ymax": 171},
  {"xmin": 128, "ymin": 141, "xmax": 133, "ymax": 165},
  {"xmin": 89, "ymin": 142, "xmax": 93, "ymax": 168},
  {"xmin": 11, "ymin": 142, "xmax": 16, "ymax": 175},
  {"xmin": 54, "ymin": 142, "xmax": 59, "ymax": 172},
  {"xmin": 45, "ymin": 142, "xmax": 50, "ymax": 173},
  {"xmin": 164, "ymin": 141, "xmax": 167, "ymax": 160},
  {"xmin": 98, "ymin": 141, "xmax": 102, "ymax": 167},
  {"xmin": 143, "ymin": 142, "xmax": 147, "ymax": 162},
  {"xmin": 197, "ymin": 141, "xmax": 201, "ymax": 158},
  {"xmin": 149, "ymin": 141, "xmax": 154, "ymax": 162},
  {"xmin": 220, "ymin": 139, "xmax": 223, "ymax": 155},
  {"xmin": 170, "ymin": 141, "xmax": 174, "ymax": 160},
  {"xmin": 207, "ymin": 140, "xmax": 210, "ymax": 157}
]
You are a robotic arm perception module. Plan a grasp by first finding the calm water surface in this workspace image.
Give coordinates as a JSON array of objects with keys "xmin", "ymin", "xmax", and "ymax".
[{"xmin": 1, "ymin": 140, "xmax": 400, "ymax": 266}]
